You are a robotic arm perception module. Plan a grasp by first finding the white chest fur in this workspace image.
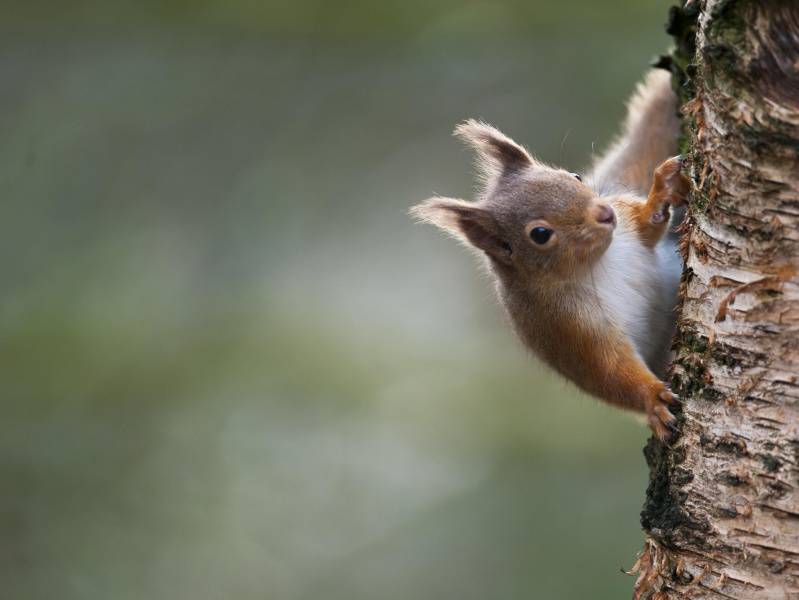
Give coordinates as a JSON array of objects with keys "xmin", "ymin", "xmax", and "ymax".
[{"xmin": 589, "ymin": 224, "xmax": 682, "ymax": 374}]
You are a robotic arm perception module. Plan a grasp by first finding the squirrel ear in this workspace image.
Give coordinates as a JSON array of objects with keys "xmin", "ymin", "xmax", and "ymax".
[
  {"xmin": 454, "ymin": 119, "xmax": 534, "ymax": 175},
  {"xmin": 410, "ymin": 196, "xmax": 512, "ymax": 264}
]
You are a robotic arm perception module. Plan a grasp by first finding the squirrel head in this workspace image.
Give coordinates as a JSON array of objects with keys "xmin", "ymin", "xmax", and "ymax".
[{"xmin": 411, "ymin": 120, "xmax": 616, "ymax": 285}]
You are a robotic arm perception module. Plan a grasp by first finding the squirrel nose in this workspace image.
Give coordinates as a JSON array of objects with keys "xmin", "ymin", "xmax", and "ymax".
[{"xmin": 594, "ymin": 204, "xmax": 616, "ymax": 226}]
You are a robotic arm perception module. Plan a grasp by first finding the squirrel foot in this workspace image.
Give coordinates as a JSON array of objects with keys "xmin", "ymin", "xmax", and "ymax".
[
  {"xmin": 622, "ymin": 155, "xmax": 691, "ymax": 246},
  {"xmin": 650, "ymin": 156, "xmax": 690, "ymax": 223},
  {"xmin": 645, "ymin": 387, "xmax": 679, "ymax": 441}
]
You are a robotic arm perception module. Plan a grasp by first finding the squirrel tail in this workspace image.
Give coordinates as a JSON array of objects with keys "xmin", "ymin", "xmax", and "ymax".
[{"xmin": 588, "ymin": 69, "xmax": 680, "ymax": 197}]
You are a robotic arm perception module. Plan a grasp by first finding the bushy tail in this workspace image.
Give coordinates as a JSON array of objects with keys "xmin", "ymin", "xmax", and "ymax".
[{"xmin": 588, "ymin": 69, "xmax": 680, "ymax": 197}]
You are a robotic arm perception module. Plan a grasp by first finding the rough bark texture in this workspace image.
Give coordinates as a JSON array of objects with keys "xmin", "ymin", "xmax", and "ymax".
[{"xmin": 633, "ymin": 1, "xmax": 799, "ymax": 598}]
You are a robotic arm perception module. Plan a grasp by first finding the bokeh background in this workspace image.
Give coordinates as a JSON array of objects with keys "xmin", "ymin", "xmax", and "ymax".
[{"xmin": 2, "ymin": 2, "xmax": 675, "ymax": 598}]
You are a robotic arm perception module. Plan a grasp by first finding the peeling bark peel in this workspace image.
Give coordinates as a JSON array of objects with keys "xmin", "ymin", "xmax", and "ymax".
[{"xmin": 636, "ymin": 1, "xmax": 799, "ymax": 598}]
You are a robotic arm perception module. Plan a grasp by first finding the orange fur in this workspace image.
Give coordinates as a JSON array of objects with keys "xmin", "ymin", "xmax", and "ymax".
[
  {"xmin": 411, "ymin": 72, "xmax": 686, "ymax": 441},
  {"xmin": 613, "ymin": 156, "xmax": 689, "ymax": 248},
  {"xmin": 511, "ymin": 287, "xmax": 677, "ymax": 439}
]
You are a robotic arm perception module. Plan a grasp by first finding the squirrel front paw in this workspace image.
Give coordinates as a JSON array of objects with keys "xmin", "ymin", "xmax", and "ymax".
[
  {"xmin": 645, "ymin": 387, "xmax": 679, "ymax": 441},
  {"xmin": 652, "ymin": 156, "xmax": 690, "ymax": 213}
]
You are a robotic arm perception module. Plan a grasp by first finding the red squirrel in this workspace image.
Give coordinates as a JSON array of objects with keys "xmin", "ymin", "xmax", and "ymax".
[{"xmin": 411, "ymin": 70, "xmax": 689, "ymax": 440}]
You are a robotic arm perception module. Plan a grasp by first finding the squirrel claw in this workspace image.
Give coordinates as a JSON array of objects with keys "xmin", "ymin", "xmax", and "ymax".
[
  {"xmin": 659, "ymin": 389, "xmax": 679, "ymax": 405},
  {"xmin": 647, "ymin": 389, "xmax": 679, "ymax": 441}
]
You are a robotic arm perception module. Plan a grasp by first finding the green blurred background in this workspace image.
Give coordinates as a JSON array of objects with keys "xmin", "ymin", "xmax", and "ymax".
[{"xmin": 1, "ymin": 2, "xmax": 674, "ymax": 598}]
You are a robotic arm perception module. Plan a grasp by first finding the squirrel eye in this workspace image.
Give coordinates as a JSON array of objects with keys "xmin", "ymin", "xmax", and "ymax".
[
  {"xmin": 529, "ymin": 227, "xmax": 553, "ymax": 245},
  {"xmin": 570, "ymin": 172, "xmax": 582, "ymax": 182}
]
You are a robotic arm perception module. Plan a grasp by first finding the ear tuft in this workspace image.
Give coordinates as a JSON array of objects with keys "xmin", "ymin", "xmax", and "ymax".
[
  {"xmin": 409, "ymin": 196, "xmax": 469, "ymax": 232},
  {"xmin": 409, "ymin": 196, "xmax": 512, "ymax": 264},
  {"xmin": 454, "ymin": 119, "xmax": 533, "ymax": 174}
]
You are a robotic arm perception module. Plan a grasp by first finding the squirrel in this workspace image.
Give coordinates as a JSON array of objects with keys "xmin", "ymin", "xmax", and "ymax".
[{"xmin": 410, "ymin": 69, "xmax": 689, "ymax": 440}]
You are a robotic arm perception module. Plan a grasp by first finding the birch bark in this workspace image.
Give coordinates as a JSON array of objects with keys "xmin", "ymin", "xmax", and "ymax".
[{"xmin": 633, "ymin": 1, "xmax": 799, "ymax": 598}]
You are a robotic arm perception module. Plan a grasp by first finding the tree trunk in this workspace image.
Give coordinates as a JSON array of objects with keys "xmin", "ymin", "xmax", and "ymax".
[{"xmin": 632, "ymin": 1, "xmax": 799, "ymax": 598}]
